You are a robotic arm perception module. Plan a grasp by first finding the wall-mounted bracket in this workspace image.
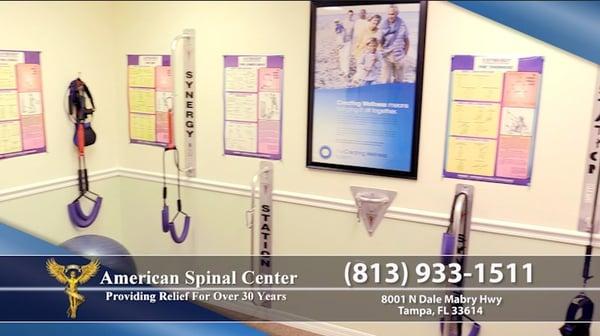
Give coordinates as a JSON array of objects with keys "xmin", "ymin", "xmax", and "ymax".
[{"xmin": 350, "ymin": 186, "xmax": 396, "ymax": 236}]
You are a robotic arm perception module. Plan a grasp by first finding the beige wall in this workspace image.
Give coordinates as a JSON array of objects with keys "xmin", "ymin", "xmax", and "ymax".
[
  {"xmin": 0, "ymin": 2, "xmax": 123, "ymax": 246},
  {"xmin": 0, "ymin": 1, "xmax": 598, "ymax": 336},
  {"xmin": 112, "ymin": 1, "xmax": 597, "ymax": 232},
  {"xmin": 0, "ymin": 2, "xmax": 121, "ymax": 189},
  {"xmin": 0, "ymin": 178, "xmax": 123, "ymax": 245}
]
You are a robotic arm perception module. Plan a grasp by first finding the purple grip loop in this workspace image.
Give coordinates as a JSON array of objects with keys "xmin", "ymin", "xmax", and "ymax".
[
  {"xmin": 440, "ymin": 321, "xmax": 478, "ymax": 336},
  {"xmin": 468, "ymin": 323, "xmax": 481, "ymax": 336},
  {"xmin": 167, "ymin": 215, "xmax": 190, "ymax": 244},
  {"xmin": 161, "ymin": 206, "xmax": 190, "ymax": 243},
  {"xmin": 441, "ymin": 232, "xmax": 456, "ymax": 265},
  {"xmin": 67, "ymin": 197, "xmax": 103, "ymax": 228},
  {"xmin": 161, "ymin": 205, "xmax": 170, "ymax": 233}
]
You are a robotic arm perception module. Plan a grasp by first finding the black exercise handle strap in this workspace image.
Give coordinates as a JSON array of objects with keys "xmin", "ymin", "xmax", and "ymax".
[
  {"xmin": 83, "ymin": 168, "xmax": 89, "ymax": 192},
  {"xmin": 162, "ymin": 146, "xmax": 178, "ymax": 204},
  {"xmin": 77, "ymin": 169, "xmax": 85, "ymax": 194},
  {"xmin": 69, "ymin": 78, "xmax": 95, "ymax": 122},
  {"xmin": 567, "ymin": 294, "xmax": 594, "ymax": 321},
  {"xmin": 560, "ymin": 294, "xmax": 593, "ymax": 336},
  {"xmin": 583, "ymin": 245, "xmax": 593, "ymax": 282},
  {"xmin": 82, "ymin": 81, "xmax": 95, "ymax": 110}
]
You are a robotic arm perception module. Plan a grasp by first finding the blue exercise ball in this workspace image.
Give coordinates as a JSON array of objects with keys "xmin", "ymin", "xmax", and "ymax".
[{"xmin": 60, "ymin": 234, "xmax": 137, "ymax": 274}]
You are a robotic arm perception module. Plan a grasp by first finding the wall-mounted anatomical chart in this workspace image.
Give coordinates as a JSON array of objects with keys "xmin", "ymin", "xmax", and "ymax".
[
  {"xmin": 127, "ymin": 54, "xmax": 172, "ymax": 147},
  {"xmin": 443, "ymin": 55, "xmax": 544, "ymax": 186},
  {"xmin": 0, "ymin": 50, "xmax": 46, "ymax": 160}
]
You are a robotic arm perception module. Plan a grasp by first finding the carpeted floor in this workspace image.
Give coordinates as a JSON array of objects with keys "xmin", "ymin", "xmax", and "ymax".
[{"xmin": 202, "ymin": 304, "xmax": 322, "ymax": 336}]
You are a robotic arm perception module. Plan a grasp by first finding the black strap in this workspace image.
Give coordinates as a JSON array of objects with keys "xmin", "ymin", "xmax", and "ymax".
[
  {"xmin": 162, "ymin": 147, "xmax": 183, "ymax": 210},
  {"xmin": 560, "ymin": 294, "xmax": 593, "ymax": 336},
  {"xmin": 69, "ymin": 78, "xmax": 95, "ymax": 122},
  {"xmin": 82, "ymin": 80, "xmax": 95, "ymax": 110}
]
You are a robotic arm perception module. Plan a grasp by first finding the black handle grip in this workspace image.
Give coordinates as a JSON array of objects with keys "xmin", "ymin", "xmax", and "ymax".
[
  {"xmin": 83, "ymin": 169, "xmax": 89, "ymax": 192},
  {"xmin": 583, "ymin": 245, "xmax": 593, "ymax": 280},
  {"xmin": 77, "ymin": 170, "xmax": 85, "ymax": 193},
  {"xmin": 177, "ymin": 199, "xmax": 182, "ymax": 212}
]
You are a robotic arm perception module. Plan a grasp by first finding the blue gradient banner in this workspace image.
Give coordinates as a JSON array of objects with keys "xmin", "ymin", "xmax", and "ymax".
[
  {"xmin": 312, "ymin": 83, "xmax": 416, "ymax": 171},
  {"xmin": 450, "ymin": 1, "xmax": 600, "ymax": 64}
]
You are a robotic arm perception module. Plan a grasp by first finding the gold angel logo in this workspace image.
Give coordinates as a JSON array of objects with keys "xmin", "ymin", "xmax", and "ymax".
[{"xmin": 46, "ymin": 258, "xmax": 100, "ymax": 319}]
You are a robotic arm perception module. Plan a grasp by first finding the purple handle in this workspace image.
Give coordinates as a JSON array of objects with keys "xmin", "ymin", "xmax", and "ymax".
[
  {"xmin": 161, "ymin": 206, "xmax": 170, "ymax": 233},
  {"xmin": 468, "ymin": 323, "xmax": 481, "ymax": 336},
  {"xmin": 440, "ymin": 321, "xmax": 478, "ymax": 336},
  {"xmin": 161, "ymin": 205, "xmax": 190, "ymax": 243},
  {"xmin": 67, "ymin": 197, "xmax": 102, "ymax": 228},
  {"xmin": 441, "ymin": 232, "xmax": 456, "ymax": 265},
  {"xmin": 73, "ymin": 197, "xmax": 98, "ymax": 220},
  {"xmin": 168, "ymin": 215, "xmax": 190, "ymax": 244},
  {"xmin": 68, "ymin": 202, "xmax": 89, "ymax": 227}
]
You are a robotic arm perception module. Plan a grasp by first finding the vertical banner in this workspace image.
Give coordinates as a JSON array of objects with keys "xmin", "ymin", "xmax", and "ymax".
[
  {"xmin": 0, "ymin": 50, "xmax": 46, "ymax": 160},
  {"xmin": 127, "ymin": 54, "xmax": 172, "ymax": 147},
  {"xmin": 223, "ymin": 55, "xmax": 283, "ymax": 160},
  {"xmin": 443, "ymin": 55, "xmax": 544, "ymax": 186},
  {"xmin": 182, "ymin": 29, "xmax": 196, "ymax": 178},
  {"xmin": 258, "ymin": 161, "xmax": 273, "ymax": 308},
  {"xmin": 578, "ymin": 68, "xmax": 600, "ymax": 233}
]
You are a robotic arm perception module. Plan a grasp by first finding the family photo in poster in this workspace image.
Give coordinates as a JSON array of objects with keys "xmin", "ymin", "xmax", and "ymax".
[
  {"xmin": 443, "ymin": 55, "xmax": 544, "ymax": 186},
  {"xmin": 308, "ymin": 1, "xmax": 426, "ymax": 178}
]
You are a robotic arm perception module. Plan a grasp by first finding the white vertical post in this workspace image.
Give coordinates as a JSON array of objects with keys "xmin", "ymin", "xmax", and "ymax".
[
  {"xmin": 579, "ymin": 69, "xmax": 600, "ymax": 233},
  {"xmin": 258, "ymin": 161, "xmax": 273, "ymax": 308},
  {"xmin": 182, "ymin": 29, "xmax": 196, "ymax": 177},
  {"xmin": 170, "ymin": 29, "xmax": 196, "ymax": 177}
]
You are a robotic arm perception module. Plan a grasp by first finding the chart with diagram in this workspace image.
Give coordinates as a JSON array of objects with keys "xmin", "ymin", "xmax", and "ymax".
[
  {"xmin": 127, "ymin": 54, "xmax": 172, "ymax": 146},
  {"xmin": 223, "ymin": 55, "xmax": 283, "ymax": 160},
  {"xmin": 0, "ymin": 50, "xmax": 46, "ymax": 160},
  {"xmin": 443, "ymin": 55, "xmax": 544, "ymax": 186}
]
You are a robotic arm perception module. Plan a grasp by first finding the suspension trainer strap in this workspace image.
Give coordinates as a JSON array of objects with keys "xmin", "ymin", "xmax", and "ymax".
[
  {"xmin": 161, "ymin": 147, "xmax": 190, "ymax": 244},
  {"xmin": 69, "ymin": 79, "xmax": 97, "ymax": 147},
  {"xmin": 66, "ymin": 78, "xmax": 102, "ymax": 228}
]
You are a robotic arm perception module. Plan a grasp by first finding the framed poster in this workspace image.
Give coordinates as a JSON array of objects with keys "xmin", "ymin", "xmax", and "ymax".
[
  {"xmin": 0, "ymin": 50, "xmax": 46, "ymax": 160},
  {"xmin": 442, "ymin": 55, "xmax": 544, "ymax": 186},
  {"xmin": 307, "ymin": 1, "xmax": 427, "ymax": 178},
  {"xmin": 127, "ymin": 54, "xmax": 172, "ymax": 147}
]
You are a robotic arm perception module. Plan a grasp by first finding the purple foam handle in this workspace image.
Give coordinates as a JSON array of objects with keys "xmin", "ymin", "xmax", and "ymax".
[
  {"xmin": 468, "ymin": 323, "xmax": 481, "ymax": 336},
  {"xmin": 167, "ymin": 215, "xmax": 190, "ymax": 244},
  {"xmin": 161, "ymin": 205, "xmax": 170, "ymax": 233},
  {"xmin": 440, "ymin": 321, "xmax": 479, "ymax": 336},
  {"xmin": 73, "ymin": 198, "xmax": 95, "ymax": 220},
  {"xmin": 67, "ymin": 197, "xmax": 103, "ymax": 228},
  {"xmin": 441, "ymin": 232, "xmax": 456, "ymax": 265}
]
